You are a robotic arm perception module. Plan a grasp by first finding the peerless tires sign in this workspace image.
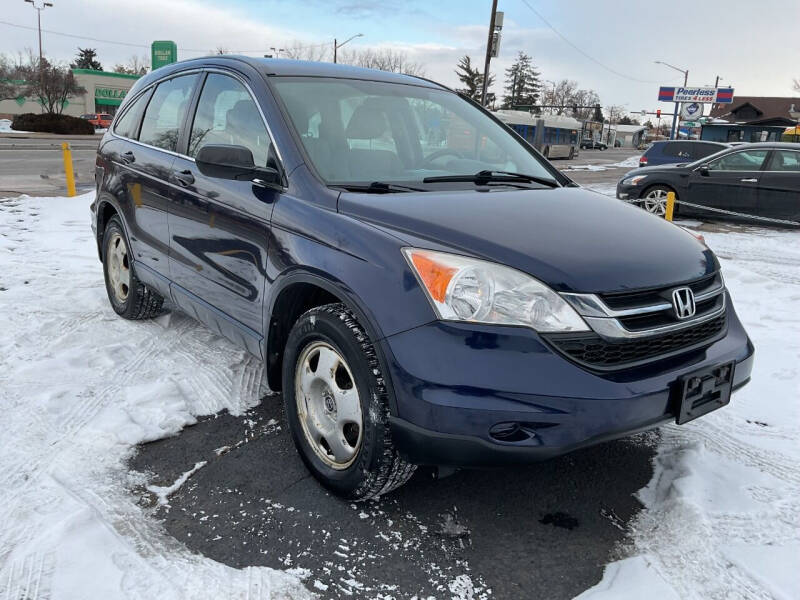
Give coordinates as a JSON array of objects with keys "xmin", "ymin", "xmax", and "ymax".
[{"xmin": 659, "ymin": 87, "xmax": 734, "ymax": 103}]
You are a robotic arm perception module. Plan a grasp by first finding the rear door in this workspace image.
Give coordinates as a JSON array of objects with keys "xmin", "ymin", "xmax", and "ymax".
[
  {"xmin": 168, "ymin": 70, "xmax": 281, "ymax": 356},
  {"xmin": 758, "ymin": 149, "xmax": 800, "ymax": 221},
  {"xmin": 686, "ymin": 148, "xmax": 769, "ymax": 218}
]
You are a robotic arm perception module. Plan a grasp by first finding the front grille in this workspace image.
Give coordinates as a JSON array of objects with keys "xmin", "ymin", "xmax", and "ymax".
[
  {"xmin": 546, "ymin": 313, "xmax": 727, "ymax": 370},
  {"xmin": 600, "ymin": 272, "xmax": 720, "ymax": 311}
]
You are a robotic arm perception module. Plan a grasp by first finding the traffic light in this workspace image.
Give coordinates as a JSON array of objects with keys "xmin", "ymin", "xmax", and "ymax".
[{"xmin": 656, "ymin": 109, "xmax": 661, "ymax": 118}]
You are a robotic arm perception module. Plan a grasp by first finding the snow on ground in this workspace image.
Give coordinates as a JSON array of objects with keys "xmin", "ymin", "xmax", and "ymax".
[
  {"xmin": 579, "ymin": 227, "xmax": 800, "ymax": 599},
  {"xmin": 1, "ymin": 191, "xmax": 798, "ymax": 600},
  {"xmin": 0, "ymin": 193, "xmax": 312, "ymax": 599},
  {"xmin": 564, "ymin": 154, "xmax": 641, "ymax": 172}
]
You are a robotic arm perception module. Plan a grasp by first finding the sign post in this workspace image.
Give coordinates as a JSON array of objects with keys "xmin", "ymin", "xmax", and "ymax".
[{"xmin": 151, "ymin": 41, "xmax": 177, "ymax": 71}]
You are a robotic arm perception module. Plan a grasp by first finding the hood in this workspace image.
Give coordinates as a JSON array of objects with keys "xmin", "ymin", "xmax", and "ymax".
[{"xmin": 339, "ymin": 187, "xmax": 716, "ymax": 293}]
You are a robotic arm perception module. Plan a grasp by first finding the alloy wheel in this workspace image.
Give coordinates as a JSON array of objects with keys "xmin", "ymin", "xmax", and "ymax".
[
  {"xmin": 643, "ymin": 189, "xmax": 669, "ymax": 216},
  {"xmin": 295, "ymin": 341, "xmax": 363, "ymax": 469}
]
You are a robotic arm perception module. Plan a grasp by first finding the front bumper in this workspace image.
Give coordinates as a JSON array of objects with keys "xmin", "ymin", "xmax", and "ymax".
[
  {"xmin": 380, "ymin": 305, "xmax": 754, "ymax": 467},
  {"xmin": 616, "ymin": 181, "xmax": 639, "ymax": 200}
]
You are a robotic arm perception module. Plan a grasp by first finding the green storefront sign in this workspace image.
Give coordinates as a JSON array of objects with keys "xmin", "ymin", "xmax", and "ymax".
[
  {"xmin": 95, "ymin": 87, "xmax": 128, "ymax": 106},
  {"xmin": 152, "ymin": 41, "xmax": 178, "ymax": 71}
]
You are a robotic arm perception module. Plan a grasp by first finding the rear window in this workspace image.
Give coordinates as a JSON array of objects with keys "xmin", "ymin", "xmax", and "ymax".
[
  {"xmin": 662, "ymin": 142, "xmax": 693, "ymax": 158},
  {"xmin": 693, "ymin": 143, "xmax": 725, "ymax": 159}
]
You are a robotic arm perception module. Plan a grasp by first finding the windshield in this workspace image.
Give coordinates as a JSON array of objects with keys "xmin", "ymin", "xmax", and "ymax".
[{"xmin": 271, "ymin": 77, "xmax": 557, "ymax": 189}]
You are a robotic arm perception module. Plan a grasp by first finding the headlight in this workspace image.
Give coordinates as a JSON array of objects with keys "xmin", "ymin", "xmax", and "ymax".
[
  {"xmin": 403, "ymin": 248, "xmax": 590, "ymax": 332},
  {"xmin": 622, "ymin": 175, "xmax": 648, "ymax": 186}
]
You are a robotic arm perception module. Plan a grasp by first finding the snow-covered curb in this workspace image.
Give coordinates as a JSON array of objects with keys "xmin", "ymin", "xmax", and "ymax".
[{"xmin": 0, "ymin": 192, "xmax": 313, "ymax": 599}]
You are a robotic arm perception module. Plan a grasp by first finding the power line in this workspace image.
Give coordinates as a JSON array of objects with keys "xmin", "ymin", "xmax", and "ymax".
[
  {"xmin": 517, "ymin": 0, "xmax": 663, "ymax": 84},
  {"xmin": 0, "ymin": 19, "xmax": 331, "ymax": 55}
]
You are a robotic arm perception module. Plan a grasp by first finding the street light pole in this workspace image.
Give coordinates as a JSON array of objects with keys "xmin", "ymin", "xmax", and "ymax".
[
  {"xmin": 480, "ymin": 0, "xmax": 498, "ymax": 107},
  {"xmin": 655, "ymin": 60, "xmax": 688, "ymax": 140},
  {"xmin": 333, "ymin": 33, "xmax": 363, "ymax": 64},
  {"xmin": 24, "ymin": 0, "xmax": 53, "ymax": 112}
]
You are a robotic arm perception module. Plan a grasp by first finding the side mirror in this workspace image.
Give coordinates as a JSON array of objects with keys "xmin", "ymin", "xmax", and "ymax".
[
  {"xmin": 697, "ymin": 164, "xmax": 710, "ymax": 176},
  {"xmin": 195, "ymin": 144, "xmax": 281, "ymax": 187}
]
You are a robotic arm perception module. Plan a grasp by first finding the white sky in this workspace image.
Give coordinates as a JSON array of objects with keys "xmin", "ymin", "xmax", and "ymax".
[{"xmin": 1, "ymin": 0, "xmax": 799, "ymax": 114}]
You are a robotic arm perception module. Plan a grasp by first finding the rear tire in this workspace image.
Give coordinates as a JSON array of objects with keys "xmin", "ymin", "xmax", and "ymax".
[
  {"xmin": 102, "ymin": 216, "xmax": 164, "ymax": 320},
  {"xmin": 283, "ymin": 303, "xmax": 416, "ymax": 500}
]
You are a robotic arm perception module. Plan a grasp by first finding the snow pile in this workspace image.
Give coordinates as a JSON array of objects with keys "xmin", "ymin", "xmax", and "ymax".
[
  {"xmin": 578, "ymin": 226, "xmax": 800, "ymax": 600},
  {"xmin": 0, "ymin": 118, "xmax": 12, "ymax": 132},
  {"xmin": 607, "ymin": 155, "xmax": 641, "ymax": 169},
  {"xmin": 0, "ymin": 193, "xmax": 312, "ymax": 599}
]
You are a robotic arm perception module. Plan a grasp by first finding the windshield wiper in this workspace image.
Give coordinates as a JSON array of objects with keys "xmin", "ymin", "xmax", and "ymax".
[
  {"xmin": 336, "ymin": 181, "xmax": 425, "ymax": 194},
  {"xmin": 423, "ymin": 170, "xmax": 559, "ymax": 188}
]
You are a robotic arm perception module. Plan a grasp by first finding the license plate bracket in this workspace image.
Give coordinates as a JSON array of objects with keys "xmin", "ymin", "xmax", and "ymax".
[{"xmin": 675, "ymin": 361, "xmax": 735, "ymax": 425}]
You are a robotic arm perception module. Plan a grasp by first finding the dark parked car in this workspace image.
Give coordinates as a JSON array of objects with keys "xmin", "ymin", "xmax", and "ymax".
[
  {"xmin": 580, "ymin": 139, "xmax": 607, "ymax": 150},
  {"xmin": 617, "ymin": 143, "xmax": 800, "ymax": 222},
  {"xmin": 638, "ymin": 140, "xmax": 730, "ymax": 168},
  {"xmin": 91, "ymin": 57, "xmax": 753, "ymax": 499}
]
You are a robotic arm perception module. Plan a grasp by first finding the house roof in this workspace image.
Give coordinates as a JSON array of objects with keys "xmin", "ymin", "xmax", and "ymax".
[
  {"xmin": 615, "ymin": 124, "xmax": 647, "ymax": 133},
  {"xmin": 709, "ymin": 96, "xmax": 800, "ymax": 123}
]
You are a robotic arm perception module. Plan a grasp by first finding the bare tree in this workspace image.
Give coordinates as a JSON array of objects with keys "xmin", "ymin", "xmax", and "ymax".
[
  {"xmin": 605, "ymin": 104, "xmax": 627, "ymax": 123},
  {"xmin": 571, "ymin": 88, "xmax": 601, "ymax": 120},
  {"xmin": 23, "ymin": 53, "xmax": 86, "ymax": 114},
  {"xmin": 282, "ymin": 40, "xmax": 330, "ymax": 62},
  {"xmin": 338, "ymin": 48, "xmax": 425, "ymax": 76},
  {"xmin": 114, "ymin": 55, "xmax": 149, "ymax": 76},
  {"xmin": 0, "ymin": 53, "xmax": 31, "ymax": 101},
  {"xmin": 540, "ymin": 79, "xmax": 578, "ymax": 114}
]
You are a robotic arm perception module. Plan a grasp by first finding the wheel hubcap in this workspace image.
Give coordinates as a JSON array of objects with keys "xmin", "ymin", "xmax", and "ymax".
[
  {"xmin": 295, "ymin": 341, "xmax": 363, "ymax": 469},
  {"xmin": 107, "ymin": 232, "xmax": 130, "ymax": 303},
  {"xmin": 643, "ymin": 189, "xmax": 668, "ymax": 216}
]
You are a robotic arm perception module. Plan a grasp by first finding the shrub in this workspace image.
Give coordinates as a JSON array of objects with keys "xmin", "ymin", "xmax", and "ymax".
[{"xmin": 11, "ymin": 112, "xmax": 96, "ymax": 135}]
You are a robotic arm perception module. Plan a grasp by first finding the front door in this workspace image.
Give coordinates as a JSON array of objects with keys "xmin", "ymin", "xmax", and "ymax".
[
  {"xmin": 168, "ymin": 72, "xmax": 281, "ymax": 356},
  {"xmin": 687, "ymin": 148, "xmax": 769, "ymax": 219},
  {"xmin": 758, "ymin": 150, "xmax": 800, "ymax": 221}
]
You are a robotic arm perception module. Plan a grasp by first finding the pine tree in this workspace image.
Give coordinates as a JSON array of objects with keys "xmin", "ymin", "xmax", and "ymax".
[
  {"xmin": 71, "ymin": 48, "xmax": 102, "ymax": 71},
  {"xmin": 502, "ymin": 52, "xmax": 541, "ymax": 109},
  {"xmin": 455, "ymin": 55, "xmax": 494, "ymax": 103}
]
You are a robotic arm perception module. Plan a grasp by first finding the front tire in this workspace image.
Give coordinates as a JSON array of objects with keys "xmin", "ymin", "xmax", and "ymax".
[
  {"xmin": 640, "ymin": 185, "xmax": 676, "ymax": 218},
  {"xmin": 283, "ymin": 303, "xmax": 416, "ymax": 500},
  {"xmin": 102, "ymin": 216, "xmax": 164, "ymax": 320}
]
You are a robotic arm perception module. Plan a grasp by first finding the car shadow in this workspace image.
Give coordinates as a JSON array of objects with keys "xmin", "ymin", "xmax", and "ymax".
[{"xmin": 129, "ymin": 395, "xmax": 658, "ymax": 600}]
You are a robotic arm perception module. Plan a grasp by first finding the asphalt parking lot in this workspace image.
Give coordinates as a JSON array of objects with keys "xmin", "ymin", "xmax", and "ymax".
[{"xmin": 130, "ymin": 392, "xmax": 658, "ymax": 599}]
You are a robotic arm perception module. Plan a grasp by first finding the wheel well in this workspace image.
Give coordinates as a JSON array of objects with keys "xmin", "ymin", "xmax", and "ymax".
[
  {"xmin": 96, "ymin": 201, "xmax": 119, "ymax": 256},
  {"xmin": 266, "ymin": 282, "xmax": 341, "ymax": 391}
]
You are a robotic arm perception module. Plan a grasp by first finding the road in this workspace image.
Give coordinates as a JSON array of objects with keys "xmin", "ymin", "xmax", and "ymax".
[{"xmin": 0, "ymin": 133, "xmax": 100, "ymax": 198}]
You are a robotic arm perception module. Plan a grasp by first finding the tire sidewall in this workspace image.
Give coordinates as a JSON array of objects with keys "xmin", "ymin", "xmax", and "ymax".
[{"xmin": 283, "ymin": 307, "xmax": 389, "ymax": 497}]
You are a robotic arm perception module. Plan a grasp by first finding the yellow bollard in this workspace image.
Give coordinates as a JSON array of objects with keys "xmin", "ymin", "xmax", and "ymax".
[
  {"xmin": 61, "ymin": 142, "xmax": 77, "ymax": 197},
  {"xmin": 665, "ymin": 191, "xmax": 675, "ymax": 221}
]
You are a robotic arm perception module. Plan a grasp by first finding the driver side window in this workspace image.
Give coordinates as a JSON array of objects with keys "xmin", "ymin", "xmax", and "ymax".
[
  {"xmin": 708, "ymin": 150, "xmax": 769, "ymax": 171},
  {"xmin": 188, "ymin": 74, "xmax": 271, "ymax": 167}
]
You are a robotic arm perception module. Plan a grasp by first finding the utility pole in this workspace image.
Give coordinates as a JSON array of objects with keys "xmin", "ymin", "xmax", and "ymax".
[
  {"xmin": 714, "ymin": 75, "xmax": 722, "ymax": 87},
  {"xmin": 480, "ymin": 0, "xmax": 499, "ymax": 107},
  {"xmin": 24, "ymin": 0, "xmax": 53, "ymax": 111},
  {"xmin": 333, "ymin": 33, "xmax": 363, "ymax": 64}
]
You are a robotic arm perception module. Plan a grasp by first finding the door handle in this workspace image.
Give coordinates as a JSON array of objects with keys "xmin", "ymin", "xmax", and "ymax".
[
  {"xmin": 120, "ymin": 150, "xmax": 135, "ymax": 164},
  {"xmin": 740, "ymin": 178, "xmax": 758, "ymax": 183},
  {"xmin": 173, "ymin": 169, "xmax": 195, "ymax": 187}
]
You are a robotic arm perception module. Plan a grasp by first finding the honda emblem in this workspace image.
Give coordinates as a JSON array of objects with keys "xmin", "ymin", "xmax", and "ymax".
[{"xmin": 672, "ymin": 287, "xmax": 696, "ymax": 320}]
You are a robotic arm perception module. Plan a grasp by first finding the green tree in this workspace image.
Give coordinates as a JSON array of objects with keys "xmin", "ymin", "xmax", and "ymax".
[
  {"xmin": 71, "ymin": 47, "xmax": 102, "ymax": 71},
  {"xmin": 502, "ymin": 52, "xmax": 541, "ymax": 109},
  {"xmin": 455, "ymin": 55, "xmax": 494, "ymax": 104}
]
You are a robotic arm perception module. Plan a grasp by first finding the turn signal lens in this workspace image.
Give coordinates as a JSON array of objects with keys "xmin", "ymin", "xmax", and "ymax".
[{"xmin": 408, "ymin": 252, "xmax": 457, "ymax": 303}]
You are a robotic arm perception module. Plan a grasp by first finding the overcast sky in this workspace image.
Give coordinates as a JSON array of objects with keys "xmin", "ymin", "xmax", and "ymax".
[{"xmin": 2, "ymin": 0, "xmax": 799, "ymax": 114}]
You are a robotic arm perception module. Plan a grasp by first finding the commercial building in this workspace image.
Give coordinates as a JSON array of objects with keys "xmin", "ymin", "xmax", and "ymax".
[
  {"xmin": 701, "ymin": 96, "xmax": 799, "ymax": 143},
  {"xmin": 0, "ymin": 68, "xmax": 140, "ymax": 120}
]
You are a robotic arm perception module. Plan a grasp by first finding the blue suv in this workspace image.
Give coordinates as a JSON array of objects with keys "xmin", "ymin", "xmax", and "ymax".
[
  {"xmin": 639, "ymin": 140, "xmax": 730, "ymax": 168},
  {"xmin": 91, "ymin": 57, "xmax": 754, "ymax": 499}
]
